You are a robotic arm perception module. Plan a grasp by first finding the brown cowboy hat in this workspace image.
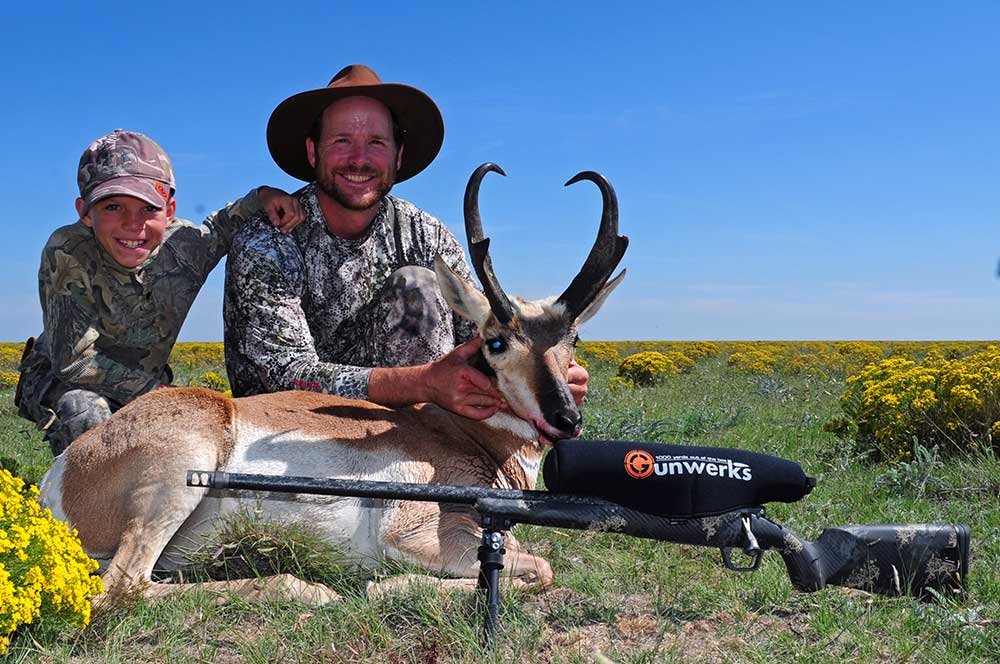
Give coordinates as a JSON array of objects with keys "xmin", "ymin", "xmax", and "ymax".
[{"xmin": 266, "ymin": 64, "xmax": 444, "ymax": 183}]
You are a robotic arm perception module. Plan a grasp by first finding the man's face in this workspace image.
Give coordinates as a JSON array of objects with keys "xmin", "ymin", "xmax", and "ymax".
[
  {"xmin": 306, "ymin": 96, "xmax": 404, "ymax": 212},
  {"xmin": 76, "ymin": 195, "xmax": 175, "ymax": 268}
]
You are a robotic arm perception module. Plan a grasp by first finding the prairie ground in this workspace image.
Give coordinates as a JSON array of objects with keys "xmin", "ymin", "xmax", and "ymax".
[{"xmin": 1, "ymin": 342, "xmax": 998, "ymax": 663}]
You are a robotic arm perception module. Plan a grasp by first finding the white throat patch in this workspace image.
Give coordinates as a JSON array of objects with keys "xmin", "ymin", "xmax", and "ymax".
[{"xmin": 483, "ymin": 411, "xmax": 537, "ymax": 441}]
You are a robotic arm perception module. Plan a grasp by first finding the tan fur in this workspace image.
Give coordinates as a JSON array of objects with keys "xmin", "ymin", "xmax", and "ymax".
[
  {"xmin": 236, "ymin": 391, "xmax": 400, "ymax": 441},
  {"xmin": 61, "ymin": 388, "xmax": 235, "ymax": 555},
  {"xmin": 49, "ymin": 386, "xmax": 552, "ymax": 601},
  {"xmin": 384, "ymin": 500, "xmax": 552, "ymax": 586}
]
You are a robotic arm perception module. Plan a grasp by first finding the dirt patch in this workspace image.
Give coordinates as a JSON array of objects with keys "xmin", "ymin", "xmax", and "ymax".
[{"xmin": 518, "ymin": 587, "xmax": 813, "ymax": 662}]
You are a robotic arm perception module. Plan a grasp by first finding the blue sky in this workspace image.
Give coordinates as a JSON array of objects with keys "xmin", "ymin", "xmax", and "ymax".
[{"xmin": 2, "ymin": 1, "xmax": 998, "ymax": 341}]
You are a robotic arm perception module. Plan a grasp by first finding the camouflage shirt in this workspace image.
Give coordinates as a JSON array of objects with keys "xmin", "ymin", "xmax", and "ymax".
[
  {"xmin": 27, "ymin": 189, "xmax": 263, "ymax": 407},
  {"xmin": 223, "ymin": 184, "xmax": 476, "ymax": 399}
]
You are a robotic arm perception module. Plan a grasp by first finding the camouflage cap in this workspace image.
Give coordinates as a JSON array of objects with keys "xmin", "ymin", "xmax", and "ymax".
[{"xmin": 77, "ymin": 129, "xmax": 175, "ymax": 214}]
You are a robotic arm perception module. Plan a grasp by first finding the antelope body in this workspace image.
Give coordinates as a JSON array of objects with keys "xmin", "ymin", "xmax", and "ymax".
[{"xmin": 39, "ymin": 164, "xmax": 628, "ymax": 601}]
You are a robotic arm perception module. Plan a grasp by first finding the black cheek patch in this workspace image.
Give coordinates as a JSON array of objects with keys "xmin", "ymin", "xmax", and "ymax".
[{"xmin": 470, "ymin": 349, "xmax": 496, "ymax": 378}]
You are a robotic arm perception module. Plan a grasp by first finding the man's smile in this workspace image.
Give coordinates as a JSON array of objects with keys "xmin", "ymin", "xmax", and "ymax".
[{"xmin": 339, "ymin": 172, "xmax": 375, "ymax": 184}]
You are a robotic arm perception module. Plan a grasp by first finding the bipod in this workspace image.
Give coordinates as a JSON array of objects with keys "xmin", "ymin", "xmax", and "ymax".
[{"xmin": 477, "ymin": 514, "xmax": 514, "ymax": 644}]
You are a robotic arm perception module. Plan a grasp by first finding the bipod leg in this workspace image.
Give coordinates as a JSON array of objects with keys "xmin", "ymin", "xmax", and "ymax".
[{"xmin": 477, "ymin": 514, "xmax": 511, "ymax": 645}]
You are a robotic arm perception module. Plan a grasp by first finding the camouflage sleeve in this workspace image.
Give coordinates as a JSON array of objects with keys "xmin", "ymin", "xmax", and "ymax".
[
  {"xmin": 39, "ymin": 245, "xmax": 162, "ymax": 405},
  {"xmin": 227, "ymin": 223, "xmax": 372, "ymax": 398},
  {"xmin": 183, "ymin": 187, "xmax": 264, "ymax": 279}
]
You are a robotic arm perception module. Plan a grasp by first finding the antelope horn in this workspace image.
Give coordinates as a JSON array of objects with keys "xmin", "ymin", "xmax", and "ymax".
[
  {"xmin": 464, "ymin": 163, "xmax": 515, "ymax": 324},
  {"xmin": 556, "ymin": 171, "xmax": 629, "ymax": 318}
]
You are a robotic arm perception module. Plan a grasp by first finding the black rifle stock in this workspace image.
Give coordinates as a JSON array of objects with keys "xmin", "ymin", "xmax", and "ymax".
[
  {"xmin": 472, "ymin": 496, "xmax": 968, "ymax": 598},
  {"xmin": 186, "ymin": 469, "xmax": 969, "ymax": 640}
]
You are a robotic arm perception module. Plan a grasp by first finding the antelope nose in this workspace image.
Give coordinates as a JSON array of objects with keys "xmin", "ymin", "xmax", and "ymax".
[{"xmin": 548, "ymin": 409, "xmax": 583, "ymax": 436}]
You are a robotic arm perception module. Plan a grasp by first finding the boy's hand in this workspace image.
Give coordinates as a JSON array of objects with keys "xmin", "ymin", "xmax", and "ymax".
[
  {"xmin": 567, "ymin": 360, "xmax": 588, "ymax": 405},
  {"xmin": 259, "ymin": 186, "xmax": 304, "ymax": 234}
]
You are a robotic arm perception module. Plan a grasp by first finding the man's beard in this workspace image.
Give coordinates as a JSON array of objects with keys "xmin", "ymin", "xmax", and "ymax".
[{"xmin": 316, "ymin": 166, "xmax": 395, "ymax": 212}]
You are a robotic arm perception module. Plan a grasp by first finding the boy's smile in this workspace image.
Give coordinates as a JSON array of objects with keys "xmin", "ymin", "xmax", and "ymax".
[{"xmin": 76, "ymin": 194, "xmax": 176, "ymax": 269}]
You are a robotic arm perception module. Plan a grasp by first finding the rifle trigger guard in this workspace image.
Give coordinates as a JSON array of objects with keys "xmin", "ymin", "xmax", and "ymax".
[{"xmin": 720, "ymin": 515, "xmax": 764, "ymax": 572}]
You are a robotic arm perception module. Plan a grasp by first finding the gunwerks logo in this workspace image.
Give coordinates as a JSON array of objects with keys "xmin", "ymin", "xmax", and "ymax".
[
  {"xmin": 624, "ymin": 450, "xmax": 655, "ymax": 479},
  {"xmin": 624, "ymin": 451, "xmax": 752, "ymax": 481}
]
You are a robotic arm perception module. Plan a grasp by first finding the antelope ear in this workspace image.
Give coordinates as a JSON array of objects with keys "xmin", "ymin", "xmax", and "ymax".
[
  {"xmin": 576, "ymin": 269, "xmax": 626, "ymax": 326},
  {"xmin": 434, "ymin": 255, "xmax": 493, "ymax": 328}
]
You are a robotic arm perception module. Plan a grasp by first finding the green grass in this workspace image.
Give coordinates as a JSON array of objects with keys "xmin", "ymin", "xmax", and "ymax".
[{"xmin": 2, "ymin": 356, "xmax": 999, "ymax": 663}]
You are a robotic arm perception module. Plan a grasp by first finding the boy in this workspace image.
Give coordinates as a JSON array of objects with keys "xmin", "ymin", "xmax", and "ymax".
[{"xmin": 16, "ymin": 128, "xmax": 303, "ymax": 456}]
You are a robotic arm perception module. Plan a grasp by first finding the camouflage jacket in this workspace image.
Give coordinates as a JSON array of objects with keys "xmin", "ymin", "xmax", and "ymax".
[
  {"xmin": 25, "ymin": 189, "xmax": 263, "ymax": 407},
  {"xmin": 223, "ymin": 184, "xmax": 476, "ymax": 399}
]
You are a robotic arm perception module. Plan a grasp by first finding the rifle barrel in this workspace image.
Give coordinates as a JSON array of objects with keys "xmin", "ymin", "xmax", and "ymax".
[{"xmin": 186, "ymin": 470, "xmax": 612, "ymax": 509}]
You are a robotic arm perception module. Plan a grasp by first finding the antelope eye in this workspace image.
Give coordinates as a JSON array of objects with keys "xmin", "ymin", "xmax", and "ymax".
[{"xmin": 485, "ymin": 337, "xmax": 507, "ymax": 354}]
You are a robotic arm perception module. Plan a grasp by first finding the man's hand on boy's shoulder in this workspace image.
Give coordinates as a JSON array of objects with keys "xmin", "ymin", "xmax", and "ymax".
[{"xmin": 258, "ymin": 186, "xmax": 304, "ymax": 234}]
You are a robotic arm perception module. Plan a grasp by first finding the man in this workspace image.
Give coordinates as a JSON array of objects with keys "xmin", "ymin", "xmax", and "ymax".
[
  {"xmin": 16, "ymin": 129, "xmax": 302, "ymax": 456},
  {"xmin": 224, "ymin": 65, "xmax": 587, "ymax": 418}
]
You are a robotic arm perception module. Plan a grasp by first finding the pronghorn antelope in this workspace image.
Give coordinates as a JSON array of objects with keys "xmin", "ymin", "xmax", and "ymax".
[{"xmin": 38, "ymin": 163, "xmax": 628, "ymax": 603}]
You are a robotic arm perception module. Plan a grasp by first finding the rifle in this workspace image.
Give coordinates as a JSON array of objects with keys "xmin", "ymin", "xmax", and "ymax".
[{"xmin": 186, "ymin": 440, "xmax": 970, "ymax": 643}]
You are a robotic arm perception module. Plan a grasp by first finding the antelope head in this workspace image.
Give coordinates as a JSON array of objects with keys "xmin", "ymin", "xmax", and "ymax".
[{"xmin": 434, "ymin": 163, "xmax": 629, "ymax": 444}]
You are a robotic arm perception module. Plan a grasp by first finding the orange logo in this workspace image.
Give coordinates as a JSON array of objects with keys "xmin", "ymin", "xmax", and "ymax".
[
  {"xmin": 624, "ymin": 450, "xmax": 655, "ymax": 479},
  {"xmin": 154, "ymin": 181, "xmax": 169, "ymax": 200}
]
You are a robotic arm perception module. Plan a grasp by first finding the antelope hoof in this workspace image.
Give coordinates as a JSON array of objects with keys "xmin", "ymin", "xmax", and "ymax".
[
  {"xmin": 132, "ymin": 574, "xmax": 342, "ymax": 607},
  {"xmin": 366, "ymin": 574, "xmax": 478, "ymax": 600},
  {"xmin": 248, "ymin": 573, "xmax": 342, "ymax": 606},
  {"xmin": 516, "ymin": 558, "xmax": 554, "ymax": 588}
]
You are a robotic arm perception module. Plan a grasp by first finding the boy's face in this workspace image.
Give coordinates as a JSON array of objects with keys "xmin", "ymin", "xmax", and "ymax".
[{"xmin": 76, "ymin": 195, "xmax": 176, "ymax": 269}]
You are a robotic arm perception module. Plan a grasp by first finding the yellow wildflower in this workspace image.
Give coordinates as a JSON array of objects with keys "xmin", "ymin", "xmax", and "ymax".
[{"xmin": 0, "ymin": 470, "xmax": 103, "ymax": 654}]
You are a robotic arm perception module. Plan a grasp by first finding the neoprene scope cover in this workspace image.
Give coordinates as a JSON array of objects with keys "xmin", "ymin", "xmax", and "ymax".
[{"xmin": 543, "ymin": 440, "xmax": 816, "ymax": 517}]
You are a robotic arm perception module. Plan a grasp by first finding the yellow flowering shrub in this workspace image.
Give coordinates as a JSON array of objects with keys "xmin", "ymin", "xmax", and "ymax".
[
  {"xmin": 199, "ymin": 371, "xmax": 230, "ymax": 393},
  {"xmin": 678, "ymin": 341, "xmax": 720, "ymax": 360},
  {"xmin": 837, "ymin": 346, "xmax": 1000, "ymax": 462},
  {"xmin": 0, "ymin": 371, "xmax": 18, "ymax": 390},
  {"xmin": 633, "ymin": 341, "xmax": 669, "ymax": 354},
  {"xmin": 921, "ymin": 348, "xmax": 948, "ymax": 368},
  {"xmin": 0, "ymin": 470, "xmax": 102, "ymax": 653},
  {"xmin": 726, "ymin": 349, "xmax": 776, "ymax": 375},
  {"xmin": 0, "ymin": 345, "xmax": 24, "ymax": 371},
  {"xmin": 663, "ymin": 351, "xmax": 695, "ymax": 373},
  {"xmin": 833, "ymin": 342, "xmax": 884, "ymax": 376},
  {"xmin": 940, "ymin": 342, "xmax": 983, "ymax": 359},
  {"xmin": 504, "ymin": 340, "xmax": 996, "ymax": 382},
  {"xmin": 608, "ymin": 376, "xmax": 636, "ymax": 391},
  {"xmin": 577, "ymin": 341, "xmax": 620, "ymax": 365},
  {"xmin": 937, "ymin": 346, "xmax": 1000, "ymax": 436},
  {"xmin": 839, "ymin": 358, "xmax": 939, "ymax": 462},
  {"xmin": 784, "ymin": 351, "xmax": 831, "ymax": 379},
  {"xmin": 170, "ymin": 342, "xmax": 225, "ymax": 368},
  {"xmin": 617, "ymin": 352, "xmax": 678, "ymax": 387}
]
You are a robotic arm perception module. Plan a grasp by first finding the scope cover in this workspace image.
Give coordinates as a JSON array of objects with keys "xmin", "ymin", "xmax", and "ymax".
[{"xmin": 542, "ymin": 439, "xmax": 815, "ymax": 517}]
